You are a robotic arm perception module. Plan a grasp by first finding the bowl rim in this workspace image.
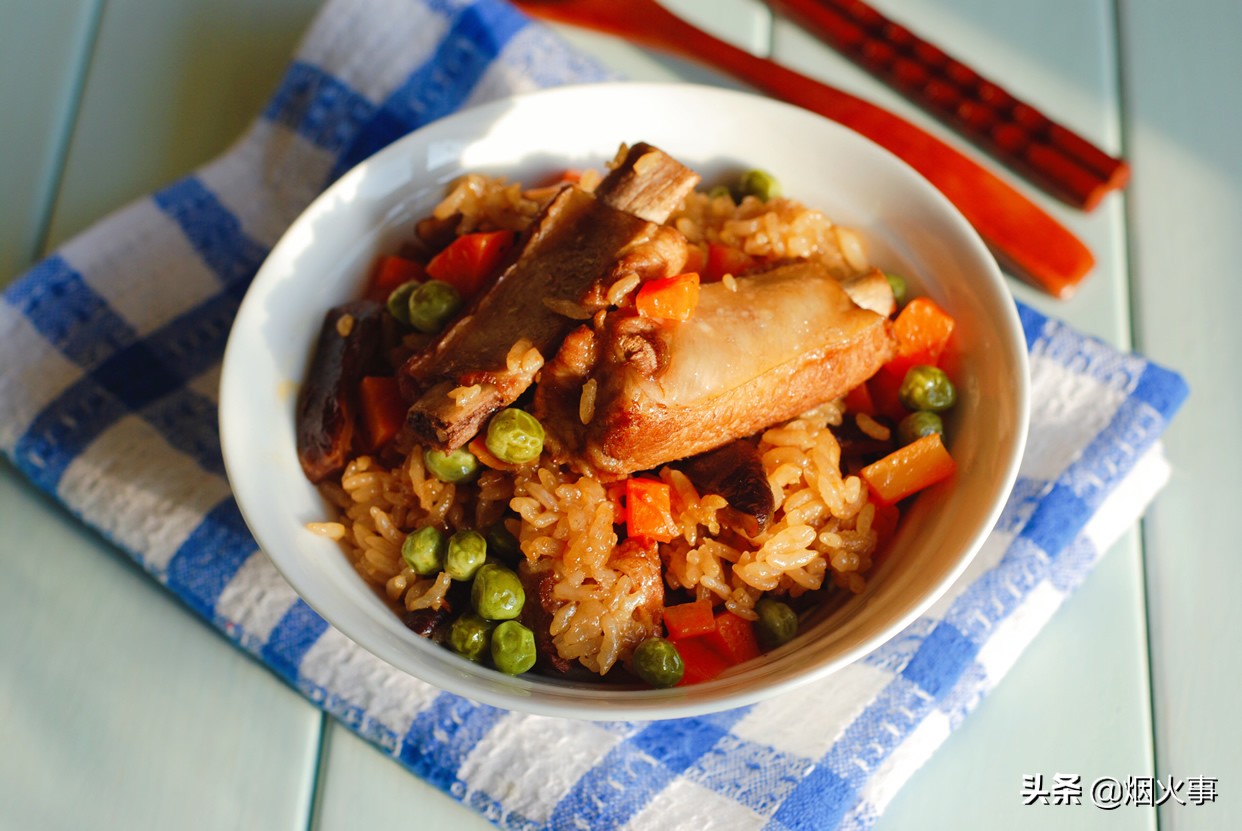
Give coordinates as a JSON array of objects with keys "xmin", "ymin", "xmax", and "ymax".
[{"xmin": 220, "ymin": 80, "xmax": 1030, "ymax": 720}]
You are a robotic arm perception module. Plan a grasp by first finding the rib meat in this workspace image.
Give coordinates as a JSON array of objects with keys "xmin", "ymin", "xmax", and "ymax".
[
  {"xmin": 401, "ymin": 144, "xmax": 699, "ymax": 450},
  {"xmin": 535, "ymin": 261, "xmax": 896, "ymax": 476}
]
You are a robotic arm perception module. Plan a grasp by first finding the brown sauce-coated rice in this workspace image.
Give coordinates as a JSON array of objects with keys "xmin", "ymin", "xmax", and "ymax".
[{"xmin": 319, "ymin": 169, "xmax": 881, "ymax": 677}]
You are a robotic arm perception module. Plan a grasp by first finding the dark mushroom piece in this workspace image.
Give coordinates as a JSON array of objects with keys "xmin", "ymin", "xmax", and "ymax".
[
  {"xmin": 296, "ymin": 300, "xmax": 384, "ymax": 483},
  {"xmin": 679, "ymin": 440, "xmax": 775, "ymax": 537}
]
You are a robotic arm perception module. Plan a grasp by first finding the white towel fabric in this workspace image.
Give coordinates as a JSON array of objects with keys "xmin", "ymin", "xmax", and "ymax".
[{"xmin": 0, "ymin": 1, "xmax": 1188, "ymax": 828}]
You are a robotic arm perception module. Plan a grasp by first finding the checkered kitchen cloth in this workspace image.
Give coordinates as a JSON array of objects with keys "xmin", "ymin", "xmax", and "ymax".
[{"xmin": 0, "ymin": 0, "xmax": 1188, "ymax": 828}]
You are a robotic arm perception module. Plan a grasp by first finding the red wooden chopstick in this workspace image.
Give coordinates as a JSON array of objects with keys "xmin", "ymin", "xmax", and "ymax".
[{"xmin": 767, "ymin": 0, "xmax": 1130, "ymax": 211}]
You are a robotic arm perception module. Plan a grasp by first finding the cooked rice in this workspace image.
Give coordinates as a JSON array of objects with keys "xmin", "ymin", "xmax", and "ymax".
[
  {"xmin": 578, "ymin": 378, "xmax": 598, "ymax": 425},
  {"xmin": 542, "ymin": 297, "xmax": 594, "ymax": 320},
  {"xmin": 447, "ymin": 384, "xmax": 483, "ymax": 408},
  {"xmin": 431, "ymin": 167, "xmax": 865, "ymax": 282},
  {"xmin": 504, "ymin": 339, "xmax": 543, "ymax": 375},
  {"xmin": 671, "ymin": 192, "xmax": 865, "ymax": 279},
  {"xmin": 605, "ymin": 272, "xmax": 642, "ymax": 305},
  {"xmin": 432, "ymin": 174, "xmax": 545, "ymax": 234},
  {"xmin": 431, "ymin": 168, "xmax": 603, "ymax": 237},
  {"xmin": 327, "ymin": 452, "xmax": 513, "ymax": 588},
  {"xmin": 325, "ymin": 399, "xmax": 878, "ymax": 673},
  {"xmin": 856, "ymin": 412, "xmax": 892, "ymax": 441},
  {"xmin": 315, "ymin": 170, "xmax": 882, "ymax": 677},
  {"xmin": 306, "ymin": 521, "xmax": 345, "ymax": 540},
  {"xmin": 405, "ymin": 571, "xmax": 453, "ymax": 612},
  {"xmin": 662, "ymin": 402, "xmax": 877, "ymax": 618}
]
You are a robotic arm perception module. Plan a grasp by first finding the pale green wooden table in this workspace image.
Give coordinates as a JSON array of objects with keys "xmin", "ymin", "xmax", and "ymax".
[{"xmin": 0, "ymin": 1, "xmax": 1235, "ymax": 829}]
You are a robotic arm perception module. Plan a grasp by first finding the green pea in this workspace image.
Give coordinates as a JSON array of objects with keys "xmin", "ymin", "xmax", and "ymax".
[
  {"xmin": 898, "ymin": 365, "xmax": 957, "ymax": 412},
  {"xmin": 755, "ymin": 598, "xmax": 798, "ymax": 649},
  {"xmin": 385, "ymin": 280, "xmax": 420, "ymax": 326},
  {"xmin": 490, "ymin": 620, "xmax": 537, "ymax": 675},
  {"xmin": 448, "ymin": 613, "xmax": 494, "ymax": 662},
  {"xmin": 485, "ymin": 408, "xmax": 545, "ymax": 465},
  {"xmin": 470, "ymin": 563, "xmax": 525, "ymax": 620},
  {"xmin": 736, "ymin": 169, "xmax": 781, "ymax": 202},
  {"xmin": 484, "ymin": 521, "xmax": 522, "ymax": 566},
  {"xmin": 897, "ymin": 410, "xmax": 944, "ymax": 446},
  {"xmin": 632, "ymin": 637, "xmax": 684, "ymax": 688},
  {"xmin": 423, "ymin": 446, "xmax": 480, "ymax": 484},
  {"xmin": 706, "ymin": 184, "xmax": 733, "ymax": 200},
  {"xmin": 407, "ymin": 279, "xmax": 462, "ymax": 333},
  {"xmin": 445, "ymin": 530, "xmax": 488, "ymax": 581},
  {"xmin": 400, "ymin": 526, "xmax": 446, "ymax": 576},
  {"xmin": 883, "ymin": 272, "xmax": 908, "ymax": 307}
]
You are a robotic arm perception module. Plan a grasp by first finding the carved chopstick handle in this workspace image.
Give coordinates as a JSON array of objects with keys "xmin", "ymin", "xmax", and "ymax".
[{"xmin": 771, "ymin": 0, "xmax": 1130, "ymax": 210}]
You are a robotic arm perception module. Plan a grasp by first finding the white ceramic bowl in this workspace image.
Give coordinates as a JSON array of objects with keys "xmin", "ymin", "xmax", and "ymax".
[{"xmin": 220, "ymin": 82, "xmax": 1029, "ymax": 720}]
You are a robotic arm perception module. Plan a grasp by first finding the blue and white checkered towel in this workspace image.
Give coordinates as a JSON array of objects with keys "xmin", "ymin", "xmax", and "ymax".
[{"xmin": 0, "ymin": 1, "xmax": 1188, "ymax": 828}]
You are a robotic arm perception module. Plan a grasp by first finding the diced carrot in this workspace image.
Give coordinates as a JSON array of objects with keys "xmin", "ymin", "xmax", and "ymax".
[
  {"xmin": 674, "ymin": 637, "xmax": 731, "ymax": 686},
  {"xmin": 425, "ymin": 229, "xmax": 515, "ymax": 298},
  {"xmin": 703, "ymin": 242, "xmax": 756, "ymax": 282},
  {"xmin": 626, "ymin": 477, "xmax": 680, "ymax": 543},
  {"xmin": 860, "ymin": 433, "xmax": 956, "ymax": 506},
  {"xmin": 635, "ymin": 272, "xmax": 700, "ymax": 322},
  {"xmin": 706, "ymin": 611, "xmax": 761, "ymax": 665},
  {"xmin": 882, "ymin": 296, "xmax": 956, "ymax": 381},
  {"xmin": 367, "ymin": 255, "xmax": 425, "ymax": 302},
  {"xmin": 358, "ymin": 376, "xmax": 406, "ymax": 451},
  {"xmin": 842, "ymin": 382, "xmax": 875, "ymax": 416},
  {"xmin": 533, "ymin": 168, "xmax": 582, "ymax": 186},
  {"xmin": 663, "ymin": 598, "xmax": 716, "ymax": 640},
  {"xmin": 467, "ymin": 435, "xmax": 517, "ymax": 472},
  {"xmin": 525, "ymin": 170, "xmax": 585, "ymax": 201}
]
